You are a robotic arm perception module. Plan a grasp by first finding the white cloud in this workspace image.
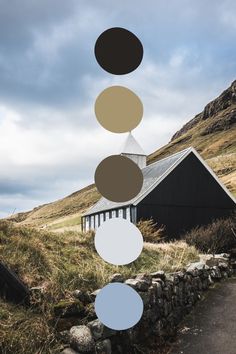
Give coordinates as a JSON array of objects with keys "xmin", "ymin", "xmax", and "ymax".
[
  {"xmin": 0, "ymin": 104, "xmax": 123, "ymax": 169},
  {"xmin": 0, "ymin": 0, "xmax": 235, "ymax": 216},
  {"xmin": 0, "ymin": 51, "xmax": 220, "ymax": 181}
]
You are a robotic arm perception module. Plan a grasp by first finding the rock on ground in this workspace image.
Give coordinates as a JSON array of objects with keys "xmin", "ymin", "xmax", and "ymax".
[{"xmin": 70, "ymin": 325, "xmax": 95, "ymax": 353}]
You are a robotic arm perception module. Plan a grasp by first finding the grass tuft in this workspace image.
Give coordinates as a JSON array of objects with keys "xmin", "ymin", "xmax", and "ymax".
[{"xmin": 0, "ymin": 221, "xmax": 199, "ymax": 353}]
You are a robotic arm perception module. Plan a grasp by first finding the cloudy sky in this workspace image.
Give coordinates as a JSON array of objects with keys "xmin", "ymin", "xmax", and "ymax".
[{"xmin": 0, "ymin": 0, "xmax": 235, "ymax": 217}]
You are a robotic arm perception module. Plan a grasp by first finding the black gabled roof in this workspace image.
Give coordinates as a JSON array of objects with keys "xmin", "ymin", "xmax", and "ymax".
[
  {"xmin": 83, "ymin": 147, "xmax": 193, "ymax": 216},
  {"xmin": 83, "ymin": 147, "xmax": 235, "ymax": 217}
]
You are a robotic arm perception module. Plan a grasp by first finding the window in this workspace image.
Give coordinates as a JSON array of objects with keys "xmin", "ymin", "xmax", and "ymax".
[
  {"xmin": 95, "ymin": 215, "xmax": 99, "ymax": 229},
  {"xmin": 91, "ymin": 215, "xmax": 94, "ymax": 229},
  {"xmin": 85, "ymin": 216, "xmax": 89, "ymax": 231},
  {"xmin": 112, "ymin": 210, "xmax": 116, "ymax": 218},
  {"xmin": 118, "ymin": 209, "xmax": 123, "ymax": 218},
  {"xmin": 105, "ymin": 211, "xmax": 109, "ymax": 220},
  {"xmin": 126, "ymin": 207, "xmax": 130, "ymax": 221},
  {"xmin": 100, "ymin": 213, "xmax": 105, "ymax": 225}
]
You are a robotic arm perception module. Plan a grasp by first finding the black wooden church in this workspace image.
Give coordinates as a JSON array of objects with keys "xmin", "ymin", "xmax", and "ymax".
[{"xmin": 82, "ymin": 133, "xmax": 235, "ymax": 237}]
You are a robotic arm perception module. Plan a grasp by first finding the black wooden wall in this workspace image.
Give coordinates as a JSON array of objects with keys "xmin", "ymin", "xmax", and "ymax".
[{"xmin": 137, "ymin": 152, "xmax": 235, "ymax": 238}]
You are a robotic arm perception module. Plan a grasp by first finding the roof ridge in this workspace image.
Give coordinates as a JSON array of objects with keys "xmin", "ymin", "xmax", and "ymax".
[
  {"xmin": 82, "ymin": 146, "xmax": 235, "ymax": 217},
  {"xmin": 83, "ymin": 147, "xmax": 193, "ymax": 216},
  {"xmin": 144, "ymin": 146, "xmax": 192, "ymax": 170},
  {"xmin": 133, "ymin": 148, "xmax": 191, "ymax": 205}
]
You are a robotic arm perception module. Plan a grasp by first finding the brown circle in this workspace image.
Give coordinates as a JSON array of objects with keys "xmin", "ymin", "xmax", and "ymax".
[
  {"xmin": 95, "ymin": 86, "xmax": 143, "ymax": 133},
  {"xmin": 94, "ymin": 155, "xmax": 143, "ymax": 202}
]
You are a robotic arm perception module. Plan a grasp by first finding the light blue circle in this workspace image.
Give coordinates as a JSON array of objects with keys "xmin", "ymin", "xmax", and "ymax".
[{"xmin": 95, "ymin": 283, "xmax": 143, "ymax": 330}]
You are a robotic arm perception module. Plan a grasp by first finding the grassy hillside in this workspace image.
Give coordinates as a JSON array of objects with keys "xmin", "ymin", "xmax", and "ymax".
[
  {"xmin": 8, "ymin": 184, "xmax": 100, "ymax": 231},
  {"xmin": 149, "ymin": 80, "xmax": 236, "ymax": 194},
  {"xmin": 149, "ymin": 122, "xmax": 236, "ymax": 164},
  {"xmin": 6, "ymin": 81, "xmax": 236, "ymax": 231},
  {"xmin": 0, "ymin": 222, "xmax": 199, "ymax": 292},
  {"xmin": 0, "ymin": 221, "xmax": 199, "ymax": 353},
  {"xmin": 207, "ymin": 153, "xmax": 236, "ymax": 195},
  {"xmin": 9, "ymin": 152, "xmax": 235, "ymax": 232}
]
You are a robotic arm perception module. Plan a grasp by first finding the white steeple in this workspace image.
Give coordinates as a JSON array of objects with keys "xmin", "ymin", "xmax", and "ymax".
[{"xmin": 121, "ymin": 132, "xmax": 147, "ymax": 169}]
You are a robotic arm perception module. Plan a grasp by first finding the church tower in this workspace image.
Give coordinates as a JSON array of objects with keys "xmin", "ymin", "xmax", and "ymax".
[{"xmin": 121, "ymin": 132, "xmax": 147, "ymax": 169}]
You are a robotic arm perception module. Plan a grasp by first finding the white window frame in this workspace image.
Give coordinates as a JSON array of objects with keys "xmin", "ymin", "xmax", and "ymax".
[
  {"xmin": 90, "ymin": 215, "xmax": 94, "ymax": 229},
  {"xmin": 95, "ymin": 214, "xmax": 99, "ymax": 229},
  {"xmin": 126, "ymin": 207, "xmax": 130, "ymax": 221},
  {"xmin": 85, "ymin": 216, "xmax": 89, "ymax": 231}
]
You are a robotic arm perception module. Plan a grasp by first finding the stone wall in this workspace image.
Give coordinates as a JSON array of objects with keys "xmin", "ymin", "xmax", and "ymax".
[{"xmin": 60, "ymin": 255, "xmax": 233, "ymax": 354}]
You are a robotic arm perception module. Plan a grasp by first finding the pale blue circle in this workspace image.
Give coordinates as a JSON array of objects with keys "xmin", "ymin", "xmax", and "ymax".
[{"xmin": 95, "ymin": 283, "xmax": 143, "ymax": 330}]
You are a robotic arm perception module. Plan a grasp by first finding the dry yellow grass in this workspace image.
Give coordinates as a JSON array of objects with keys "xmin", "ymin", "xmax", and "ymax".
[
  {"xmin": 0, "ymin": 221, "xmax": 200, "ymax": 353},
  {"xmin": 207, "ymin": 153, "xmax": 236, "ymax": 195},
  {"xmin": 221, "ymin": 171, "xmax": 236, "ymax": 195},
  {"xmin": 207, "ymin": 153, "xmax": 236, "ymax": 175},
  {"xmin": 0, "ymin": 221, "xmax": 199, "ymax": 293},
  {"xmin": 144, "ymin": 241, "xmax": 199, "ymax": 272},
  {"xmin": 149, "ymin": 122, "xmax": 236, "ymax": 163},
  {"xmin": 7, "ymin": 184, "xmax": 100, "ymax": 229}
]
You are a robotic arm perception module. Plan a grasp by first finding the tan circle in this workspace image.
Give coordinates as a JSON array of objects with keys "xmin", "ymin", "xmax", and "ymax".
[
  {"xmin": 95, "ymin": 86, "xmax": 143, "ymax": 133},
  {"xmin": 94, "ymin": 155, "xmax": 143, "ymax": 202}
]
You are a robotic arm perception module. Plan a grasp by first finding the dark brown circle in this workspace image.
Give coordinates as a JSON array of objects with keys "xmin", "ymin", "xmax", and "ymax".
[
  {"xmin": 94, "ymin": 155, "xmax": 143, "ymax": 202},
  {"xmin": 94, "ymin": 27, "xmax": 143, "ymax": 75}
]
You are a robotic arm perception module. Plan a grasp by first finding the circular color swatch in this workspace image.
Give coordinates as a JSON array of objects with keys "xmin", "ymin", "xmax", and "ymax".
[
  {"xmin": 94, "ymin": 27, "xmax": 143, "ymax": 75},
  {"xmin": 94, "ymin": 155, "xmax": 143, "ymax": 202},
  {"xmin": 95, "ymin": 86, "xmax": 143, "ymax": 133},
  {"xmin": 95, "ymin": 283, "xmax": 143, "ymax": 330},
  {"xmin": 95, "ymin": 218, "xmax": 143, "ymax": 265}
]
